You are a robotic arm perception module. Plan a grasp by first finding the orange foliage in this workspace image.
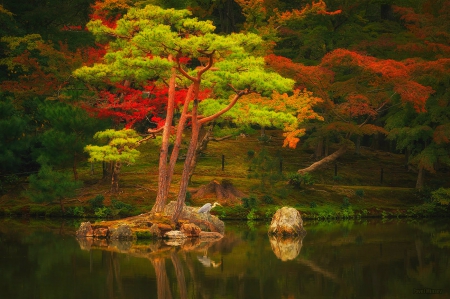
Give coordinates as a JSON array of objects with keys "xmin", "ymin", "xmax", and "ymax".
[
  {"xmin": 433, "ymin": 125, "xmax": 450, "ymax": 144},
  {"xmin": 278, "ymin": 0, "xmax": 340, "ymax": 21}
]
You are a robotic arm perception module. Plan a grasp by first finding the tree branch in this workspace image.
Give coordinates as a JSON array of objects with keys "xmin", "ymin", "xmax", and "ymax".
[{"xmin": 199, "ymin": 89, "xmax": 249, "ymax": 125}]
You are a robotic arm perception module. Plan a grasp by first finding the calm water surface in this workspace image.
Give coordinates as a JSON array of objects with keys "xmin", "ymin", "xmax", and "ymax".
[{"xmin": 0, "ymin": 218, "xmax": 449, "ymax": 299}]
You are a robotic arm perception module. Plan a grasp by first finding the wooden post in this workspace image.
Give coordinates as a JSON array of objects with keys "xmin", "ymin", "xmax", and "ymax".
[
  {"xmin": 222, "ymin": 154, "xmax": 225, "ymax": 171},
  {"xmin": 334, "ymin": 163, "xmax": 338, "ymax": 176},
  {"xmin": 380, "ymin": 168, "xmax": 384, "ymax": 184}
]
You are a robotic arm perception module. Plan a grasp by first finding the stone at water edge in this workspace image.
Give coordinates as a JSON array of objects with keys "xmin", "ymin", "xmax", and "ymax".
[
  {"xmin": 76, "ymin": 222, "xmax": 93, "ymax": 238},
  {"xmin": 109, "ymin": 224, "xmax": 134, "ymax": 240},
  {"xmin": 180, "ymin": 223, "xmax": 202, "ymax": 237},
  {"xmin": 165, "ymin": 230, "xmax": 187, "ymax": 239},
  {"xmin": 268, "ymin": 207, "xmax": 307, "ymax": 237},
  {"xmin": 93, "ymin": 227, "xmax": 109, "ymax": 239}
]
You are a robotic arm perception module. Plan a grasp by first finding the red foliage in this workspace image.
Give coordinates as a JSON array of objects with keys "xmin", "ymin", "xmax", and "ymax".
[
  {"xmin": 61, "ymin": 25, "xmax": 84, "ymax": 31},
  {"xmin": 85, "ymin": 82, "xmax": 210, "ymax": 129},
  {"xmin": 82, "ymin": 44, "xmax": 107, "ymax": 66}
]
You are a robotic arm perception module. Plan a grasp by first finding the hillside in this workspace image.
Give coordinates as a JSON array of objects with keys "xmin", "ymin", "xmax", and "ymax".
[{"xmin": 0, "ymin": 130, "xmax": 448, "ymax": 219}]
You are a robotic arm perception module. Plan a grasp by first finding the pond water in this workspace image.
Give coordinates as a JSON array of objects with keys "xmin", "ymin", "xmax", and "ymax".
[{"xmin": 0, "ymin": 218, "xmax": 449, "ymax": 299}]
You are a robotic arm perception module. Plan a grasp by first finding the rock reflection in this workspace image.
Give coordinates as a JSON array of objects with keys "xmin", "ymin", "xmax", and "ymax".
[
  {"xmin": 269, "ymin": 235, "xmax": 304, "ymax": 261},
  {"xmin": 76, "ymin": 236, "xmax": 223, "ymax": 299}
]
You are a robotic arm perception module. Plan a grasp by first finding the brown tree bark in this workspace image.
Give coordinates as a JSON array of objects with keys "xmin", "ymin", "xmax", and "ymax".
[
  {"xmin": 171, "ymin": 252, "xmax": 187, "ymax": 299},
  {"xmin": 189, "ymin": 125, "xmax": 213, "ymax": 182},
  {"xmin": 152, "ymin": 58, "xmax": 177, "ymax": 213},
  {"xmin": 355, "ymin": 135, "xmax": 361, "ymax": 155},
  {"xmin": 298, "ymin": 145, "xmax": 348, "ymax": 174},
  {"xmin": 110, "ymin": 161, "xmax": 121, "ymax": 194},
  {"xmin": 315, "ymin": 137, "xmax": 324, "ymax": 160},
  {"xmin": 416, "ymin": 165, "xmax": 424, "ymax": 190},
  {"xmin": 151, "ymin": 257, "xmax": 173, "ymax": 299}
]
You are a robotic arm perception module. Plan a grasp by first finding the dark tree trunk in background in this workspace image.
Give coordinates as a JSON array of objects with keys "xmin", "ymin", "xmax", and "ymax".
[
  {"xmin": 315, "ymin": 137, "xmax": 324, "ymax": 160},
  {"xmin": 110, "ymin": 161, "xmax": 121, "ymax": 193},
  {"xmin": 416, "ymin": 165, "xmax": 424, "ymax": 190},
  {"xmin": 355, "ymin": 136, "xmax": 361, "ymax": 155}
]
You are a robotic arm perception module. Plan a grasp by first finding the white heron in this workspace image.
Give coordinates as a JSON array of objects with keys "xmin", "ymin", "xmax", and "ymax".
[{"xmin": 197, "ymin": 202, "xmax": 222, "ymax": 214}]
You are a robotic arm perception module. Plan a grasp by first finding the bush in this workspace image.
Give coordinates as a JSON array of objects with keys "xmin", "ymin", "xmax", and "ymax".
[
  {"xmin": 333, "ymin": 175, "xmax": 342, "ymax": 182},
  {"xmin": 71, "ymin": 207, "xmax": 85, "ymax": 217},
  {"xmin": 341, "ymin": 197, "xmax": 351, "ymax": 209},
  {"xmin": 94, "ymin": 207, "xmax": 112, "ymax": 218},
  {"xmin": 431, "ymin": 188, "xmax": 450, "ymax": 205},
  {"xmin": 241, "ymin": 195, "xmax": 258, "ymax": 209},
  {"xmin": 88, "ymin": 195, "xmax": 105, "ymax": 209},
  {"xmin": 355, "ymin": 189, "xmax": 365, "ymax": 198},
  {"xmin": 111, "ymin": 199, "xmax": 133, "ymax": 211},
  {"xmin": 247, "ymin": 208, "xmax": 258, "ymax": 221},
  {"xmin": 262, "ymin": 194, "xmax": 274, "ymax": 204},
  {"xmin": 287, "ymin": 172, "xmax": 314, "ymax": 188},
  {"xmin": 310, "ymin": 201, "xmax": 317, "ymax": 208}
]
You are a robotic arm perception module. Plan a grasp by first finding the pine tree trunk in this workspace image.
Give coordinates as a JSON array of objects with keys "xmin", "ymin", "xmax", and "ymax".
[
  {"xmin": 415, "ymin": 165, "xmax": 424, "ymax": 190},
  {"xmin": 111, "ymin": 161, "xmax": 121, "ymax": 193},
  {"xmin": 173, "ymin": 99, "xmax": 201, "ymax": 222},
  {"xmin": 189, "ymin": 126, "xmax": 213, "ymax": 182},
  {"xmin": 59, "ymin": 198, "xmax": 65, "ymax": 214},
  {"xmin": 151, "ymin": 258, "xmax": 172, "ymax": 299},
  {"xmin": 73, "ymin": 154, "xmax": 78, "ymax": 180},
  {"xmin": 315, "ymin": 137, "xmax": 324, "ymax": 160},
  {"xmin": 171, "ymin": 252, "xmax": 187, "ymax": 299},
  {"xmin": 405, "ymin": 148, "xmax": 410, "ymax": 169},
  {"xmin": 152, "ymin": 59, "xmax": 177, "ymax": 213},
  {"xmin": 298, "ymin": 145, "xmax": 348, "ymax": 174},
  {"xmin": 355, "ymin": 136, "xmax": 361, "ymax": 155}
]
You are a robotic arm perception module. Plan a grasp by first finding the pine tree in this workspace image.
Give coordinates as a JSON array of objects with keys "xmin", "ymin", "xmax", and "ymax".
[{"xmin": 74, "ymin": 4, "xmax": 294, "ymax": 221}]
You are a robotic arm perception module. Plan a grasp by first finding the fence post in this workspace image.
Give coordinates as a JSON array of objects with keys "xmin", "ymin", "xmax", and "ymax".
[
  {"xmin": 380, "ymin": 167, "xmax": 384, "ymax": 184},
  {"xmin": 222, "ymin": 154, "xmax": 225, "ymax": 171},
  {"xmin": 335, "ymin": 162, "xmax": 338, "ymax": 176}
]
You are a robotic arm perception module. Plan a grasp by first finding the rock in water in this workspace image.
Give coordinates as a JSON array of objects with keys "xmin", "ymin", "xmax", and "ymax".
[
  {"xmin": 110, "ymin": 224, "xmax": 134, "ymax": 240},
  {"xmin": 180, "ymin": 223, "xmax": 202, "ymax": 237},
  {"xmin": 76, "ymin": 222, "xmax": 93, "ymax": 238},
  {"xmin": 268, "ymin": 207, "xmax": 306, "ymax": 237}
]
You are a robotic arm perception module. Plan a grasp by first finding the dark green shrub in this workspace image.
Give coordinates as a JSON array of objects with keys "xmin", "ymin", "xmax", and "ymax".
[
  {"xmin": 333, "ymin": 175, "xmax": 342, "ymax": 182},
  {"xmin": 262, "ymin": 194, "xmax": 274, "ymax": 204},
  {"xmin": 431, "ymin": 188, "xmax": 450, "ymax": 205},
  {"xmin": 94, "ymin": 207, "xmax": 112, "ymax": 218},
  {"xmin": 111, "ymin": 199, "xmax": 133, "ymax": 211},
  {"xmin": 242, "ymin": 195, "xmax": 258, "ymax": 209},
  {"xmin": 355, "ymin": 189, "xmax": 364, "ymax": 198},
  {"xmin": 310, "ymin": 201, "xmax": 317, "ymax": 208},
  {"xmin": 247, "ymin": 150, "xmax": 255, "ymax": 159},
  {"xmin": 287, "ymin": 172, "xmax": 314, "ymax": 188},
  {"xmin": 88, "ymin": 195, "xmax": 105, "ymax": 209},
  {"xmin": 341, "ymin": 197, "xmax": 351, "ymax": 209}
]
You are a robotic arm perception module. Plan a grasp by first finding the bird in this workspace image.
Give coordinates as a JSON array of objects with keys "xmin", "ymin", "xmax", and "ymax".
[
  {"xmin": 197, "ymin": 202, "xmax": 222, "ymax": 214},
  {"xmin": 197, "ymin": 255, "xmax": 222, "ymax": 268},
  {"xmin": 197, "ymin": 248, "xmax": 222, "ymax": 268}
]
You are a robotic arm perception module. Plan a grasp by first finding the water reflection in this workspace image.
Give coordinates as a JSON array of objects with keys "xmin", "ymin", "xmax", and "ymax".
[
  {"xmin": 268, "ymin": 235, "xmax": 304, "ymax": 261},
  {"xmin": 0, "ymin": 218, "xmax": 449, "ymax": 299}
]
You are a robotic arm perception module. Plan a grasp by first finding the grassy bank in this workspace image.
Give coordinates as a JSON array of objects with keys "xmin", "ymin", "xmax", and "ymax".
[{"xmin": 0, "ymin": 130, "xmax": 448, "ymax": 220}]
